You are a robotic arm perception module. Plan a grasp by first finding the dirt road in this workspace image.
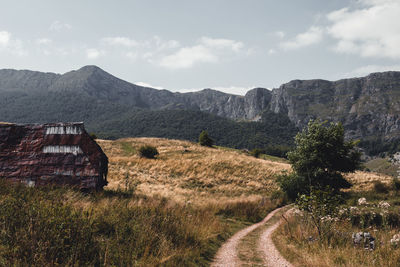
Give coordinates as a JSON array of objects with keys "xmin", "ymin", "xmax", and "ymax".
[{"xmin": 211, "ymin": 206, "xmax": 292, "ymax": 267}]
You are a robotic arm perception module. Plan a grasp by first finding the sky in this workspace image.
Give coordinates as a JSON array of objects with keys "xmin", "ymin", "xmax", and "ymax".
[{"xmin": 0, "ymin": 0, "xmax": 400, "ymax": 95}]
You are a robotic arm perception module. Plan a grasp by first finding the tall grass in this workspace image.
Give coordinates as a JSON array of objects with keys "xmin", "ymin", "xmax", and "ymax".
[
  {"xmin": 0, "ymin": 181, "xmax": 283, "ymax": 266},
  {"xmin": 273, "ymin": 212, "xmax": 400, "ymax": 266},
  {"xmin": 273, "ymin": 189, "xmax": 400, "ymax": 267},
  {"xmin": 99, "ymin": 138, "xmax": 290, "ymax": 204}
]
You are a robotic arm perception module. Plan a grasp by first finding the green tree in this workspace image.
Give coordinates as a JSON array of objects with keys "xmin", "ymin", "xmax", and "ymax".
[
  {"xmin": 279, "ymin": 120, "xmax": 361, "ymax": 199},
  {"xmin": 199, "ymin": 130, "xmax": 214, "ymax": 147}
]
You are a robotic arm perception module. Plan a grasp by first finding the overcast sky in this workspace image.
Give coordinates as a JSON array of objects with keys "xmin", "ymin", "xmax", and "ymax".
[{"xmin": 1, "ymin": 0, "xmax": 399, "ymax": 94}]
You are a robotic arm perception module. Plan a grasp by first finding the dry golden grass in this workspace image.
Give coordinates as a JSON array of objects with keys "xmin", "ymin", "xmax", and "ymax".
[
  {"xmin": 99, "ymin": 137, "xmax": 392, "ymax": 204},
  {"xmin": 98, "ymin": 137, "xmax": 290, "ymax": 206},
  {"xmin": 345, "ymin": 171, "xmax": 393, "ymax": 191},
  {"xmin": 273, "ymin": 212, "xmax": 400, "ymax": 267}
]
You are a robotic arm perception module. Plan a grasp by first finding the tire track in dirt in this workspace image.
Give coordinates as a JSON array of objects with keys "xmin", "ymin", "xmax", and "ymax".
[
  {"xmin": 211, "ymin": 206, "xmax": 290, "ymax": 267},
  {"xmin": 258, "ymin": 209, "xmax": 293, "ymax": 267}
]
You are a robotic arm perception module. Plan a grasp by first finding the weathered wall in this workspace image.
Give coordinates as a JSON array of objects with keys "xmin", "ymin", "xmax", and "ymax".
[{"xmin": 0, "ymin": 123, "xmax": 108, "ymax": 189}]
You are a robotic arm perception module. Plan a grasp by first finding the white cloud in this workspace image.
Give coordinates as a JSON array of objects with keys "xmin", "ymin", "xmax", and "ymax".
[
  {"xmin": 159, "ymin": 45, "xmax": 217, "ymax": 69},
  {"xmin": 49, "ymin": 21, "xmax": 72, "ymax": 32},
  {"xmin": 327, "ymin": 0, "xmax": 400, "ymax": 59},
  {"xmin": 157, "ymin": 37, "xmax": 245, "ymax": 69},
  {"xmin": 0, "ymin": 30, "xmax": 27, "ymax": 56},
  {"xmin": 126, "ymin": 52, "xmax": 137, "ymax": 60},
  {"xmin": 275, "ymin": 31, "xmax": 285, "ymax": 39},
  {"xmin": 36, "ymin": 38, "xmax": 52, "ymax": 45},
  {"xmin": 152, "ymin": 35, "xmax": 180, "ymax": 50},
  {"xmin": 102, "ymin": 37, "xmax": 138, "ymax": 47},
  {"xmin": 0, "ymin": 31, "xmax": 11, "ymax": 46},
  {"xmin": 86, "ymin": 48, "xmax": 103, "ymax": 59},
  {"xmin": 200, "ymin": 37, "xmax": 243, "ymax": 52},
  {"xmin": 280, "ymin": 26, "xmax": 323, "ymax": 50},
  {"xmin": 350, "ymin": 64, "xmax": 400, "ymax": 76},
  {"xmin": 268, "ymin": 49, "xmax": 277, "ymax": 55}
]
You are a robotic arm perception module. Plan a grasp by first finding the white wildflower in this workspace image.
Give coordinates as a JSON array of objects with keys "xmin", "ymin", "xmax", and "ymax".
[
  {"xmin": 390, "ymin": 233, "xmax": 400, "ymax": 246},
  {"xmin": 378, "ymin": 201, "xmax": 390, "ymax": 209},
  {"xmin": 358, "ymin": 197, "xmax": 367, "ymax": 205},
  {"xmin": 350, "ymin": 206, "xmax": 359, "ymax": 213}
]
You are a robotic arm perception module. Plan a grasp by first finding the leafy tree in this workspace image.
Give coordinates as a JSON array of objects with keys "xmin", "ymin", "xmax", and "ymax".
[
  {"xmin": 279, "ymin": 120, "xmax": 361, "ymax": 199},
  {"xmin": 199, "ymin": 130, "xmax": 214, "ymax": 147}
]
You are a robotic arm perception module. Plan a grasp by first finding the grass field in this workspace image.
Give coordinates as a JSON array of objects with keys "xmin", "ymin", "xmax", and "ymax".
[
  {"xmin": 0, "ymin": 137, "xmax": 395, "ymax": 266},
  {"xmin": 0, "ymin": 137, "xmax": 290, "ymax": 266},
  {"xmin": 99, "ymin": 137, "xmax": 290, "ymax": 205}
]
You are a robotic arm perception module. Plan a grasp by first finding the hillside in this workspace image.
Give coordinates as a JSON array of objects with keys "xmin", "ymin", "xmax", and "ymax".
[
  {"xmin": 99, "ymin": 137, "xmax": 289, "ymax": 204},
  {"xmin": 98, "ymin": 137, "xmax": 393, "ymax": 203},
  {"xmin": 0, "ymin": 66, "xmax": 399, "ymax": 154}
]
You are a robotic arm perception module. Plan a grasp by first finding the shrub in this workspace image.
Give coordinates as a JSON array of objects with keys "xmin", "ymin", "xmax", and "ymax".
[
  {"xmin": 138, "ymin": 145, "xmax": 159, "ymax": 159},
  {"xmin": 199, "ymin": 130, "xmax": 214, "ymax": 147},
  {"xmin": 373, "ymin": 181, "xmax": 389, "ymax": 194},
  {"xmin": 89, "ymin": 132, "xmax": 98, "ymax": 139},
  {"xmin": 277, "ymin": 172, "xmax": 308, "ymax": 201},
  {"xmin": 250, "ymin": 148, "xmax": 264, "ymax": 158},
  {"xmin": 393, "ymin": 178, "xmax": 400, "ymax": 192},
  {"xmin": 264, "ymin": 145, "xmax": 291, "ymax": 158},
  {"xmin": 296, "ymin": 187, "xmax": 342, "ymax": 239}
]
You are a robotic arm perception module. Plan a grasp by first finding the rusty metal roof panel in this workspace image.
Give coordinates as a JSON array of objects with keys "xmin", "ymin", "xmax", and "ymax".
[{"xmin": 0, "ymin": 122, "xmax": 108, "ymax": 190}]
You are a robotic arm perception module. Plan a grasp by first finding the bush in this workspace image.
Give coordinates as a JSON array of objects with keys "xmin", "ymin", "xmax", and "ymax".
[
  {"xmin": 264, "ymin": 145, "xmax": 291, "ymax": 158},
  {"xmin": 277, "ymin": 172, "xmax": 308, "ymax": 201},
  {"xmin": 250, "ymin": 148, "xmax": 264, "ymax": 158},
  {"xmin": 199, "ymin": 130, "xmax": 214, "ymax": 147},
  {"xmin": 89, "ymin": 132, "xmax": 98, "ymax": 139},
  {"xmin": 373, "ymin": 181, "xmax": 389, "ymax": 194},
  {"xmin": 138, "ymin": 145, "xmax": 159, "ymax": 159},
  {"xmin": 296, "ymin": 188, "xmax": 342, "ymax": 239},
  {"xmin": 393, "ymin": 178, "xmax": 400, "ymax": 192}
]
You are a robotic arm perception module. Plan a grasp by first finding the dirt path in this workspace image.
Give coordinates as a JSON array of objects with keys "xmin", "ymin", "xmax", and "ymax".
[
  {"xmin": 258, "ymin": 209, "xmax": 293, "ymax": 267},
  {"xmin": 211, "ymin": 206, "xmax": 291, "ymax": 267}
]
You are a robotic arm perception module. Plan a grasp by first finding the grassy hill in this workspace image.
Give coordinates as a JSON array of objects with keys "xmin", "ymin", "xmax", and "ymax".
[
  {"xmin": 99, "ymin": 137, "xmax": 393, "ymax": 202},
  {"xmin": 99, "ymin": 137, "xmax": 291, "ymax": 204}
]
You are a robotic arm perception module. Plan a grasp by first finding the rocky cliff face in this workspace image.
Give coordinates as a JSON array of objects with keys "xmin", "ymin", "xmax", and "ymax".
[
  {"xmin": 0, "ymin": 65, "xmax": 399, "ymax": 142},
  {"xmin": 270, "ymin": 72, "xmax": 400, "ymax": 140}
]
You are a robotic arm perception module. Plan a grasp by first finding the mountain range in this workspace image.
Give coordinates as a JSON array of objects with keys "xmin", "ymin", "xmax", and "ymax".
[{"xmin": 0, "ymin": 65, "xmax": 399, "ymax": 155}]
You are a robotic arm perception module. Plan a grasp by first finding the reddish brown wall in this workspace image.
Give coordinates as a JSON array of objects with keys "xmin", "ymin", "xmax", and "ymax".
[{"xmin": 0, "ymin": 123, "xmax": 108, "ymax": 190}]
